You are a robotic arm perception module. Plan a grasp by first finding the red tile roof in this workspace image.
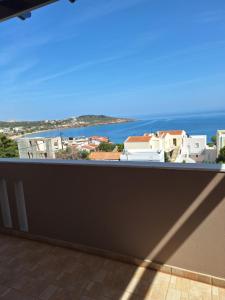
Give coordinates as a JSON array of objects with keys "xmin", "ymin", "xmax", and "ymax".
[
  {"xmin": 81, "ymin": 145, "xmax": 96, "ymax": 151},
  {"xmin": 158, "ymin": 130, "xmax": 183, "ymax": 137},
  {"xmin": 89, "ymin": 152, "xmax": 121, "ymax": 160},
  {"xmin": 90, "ymin": 136, "xmax": 109, "ymax": 142},
  {"xmin": 126, "ymin": 136, "xmax": 152, "ymax": 143}
]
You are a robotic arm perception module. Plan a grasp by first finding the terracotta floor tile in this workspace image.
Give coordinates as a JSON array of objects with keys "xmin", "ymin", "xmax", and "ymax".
[{"xmin": 0, "ymin": 234, "xmax": 224, "ymax": 300}]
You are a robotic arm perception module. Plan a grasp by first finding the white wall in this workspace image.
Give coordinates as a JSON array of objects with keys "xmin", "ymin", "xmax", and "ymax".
[
  {"xmin": 183, "ymin": 136, "xmax": 206, "ymax": 156},
  {"xmin": 124, "ymin": 142, "xmax": 151, "ymax": 151},
  {"xmin": 203, "ymin": 146, "xmax": 217, "ymax": 163},
  {"xmin": 217, "ymin": 131, "xmax": 225, "ymax": 157},
  {"xmin": 121, "ymin": 150, "xmax": 165, "ymax": 162},
  {"xmin": 18, "ymin": 137, "xmax": 62, "ymax": 159}
]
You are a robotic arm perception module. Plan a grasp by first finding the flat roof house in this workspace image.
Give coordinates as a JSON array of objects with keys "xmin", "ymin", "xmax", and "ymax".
[
  {"xmin": 17, "ymin": 137, "xmax": 62, "ymax": 159},
  {"xmin": 181, "ymin": 135, "xmax": 208, "ymax": 163}
]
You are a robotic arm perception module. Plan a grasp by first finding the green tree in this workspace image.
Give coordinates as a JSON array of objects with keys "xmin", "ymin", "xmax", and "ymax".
[
  {"xmin": 98, "ymin": 142, "xmax": 116, "ymax": 152},
  {"xmin": 216, "ymin": 146, "xmax": 225, "ymax": 163},
  {"xmin": 208, "ymin": 135, "xmax": 217, "ymax": 146},
  {"xmin": 78, "ymin": 150, "xmax": 89, "ymax": 160},
  {"xmin": 56, "ymin": 147, "xmax": 79, "ymax": 160},
  {"xmin": 0, "ymin": 134, "xmax": 18, "ymax": 158},
  {"xmin": 211, "ymin": 135, "xmax": 216, "ymax": 145},
  {"xmin": 116, "ymin": 143, "xmax": 124, "ymax": 152},
  {"xmin": 56, "ymin": 148, "xmax": 90, "ymax": 160},
  {"xmin": 164, "ymin": 152, "xmax": 170, "ymax": 162}
]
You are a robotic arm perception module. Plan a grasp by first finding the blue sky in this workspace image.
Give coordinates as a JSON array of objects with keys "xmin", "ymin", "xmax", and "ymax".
[{"xmin": 0, "ymin": 0, "xmax": 225, "ymax": 120}]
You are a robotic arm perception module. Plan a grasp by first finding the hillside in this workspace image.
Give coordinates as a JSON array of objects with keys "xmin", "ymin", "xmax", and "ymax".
[{"xmin": 0, "ymin": 115, "xmax": 132, "ymax": 138}]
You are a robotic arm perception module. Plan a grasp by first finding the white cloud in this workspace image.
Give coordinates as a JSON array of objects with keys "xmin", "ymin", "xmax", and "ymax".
[
  {"xmin": 25, "ymin": 52, "xmax": 133, "ymax": 86},
  {"xmin": 73, "ymin": 0, "xmax": 148, "ymax": 24},
  {"xmin": 145, "ymin": 40, "xmax": 225, "ymax": 65},
  {"xmin": 196, "ymin": 10, "xmax": 225, "ymax": 24},
  {"xmin": 2, "ymin": 59, "xmax": 38, "ymax": 84}
]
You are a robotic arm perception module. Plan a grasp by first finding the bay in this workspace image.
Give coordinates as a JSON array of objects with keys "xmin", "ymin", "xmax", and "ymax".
[{"xmin": 27, "ymin": 111, "xmax": 225, "ymax": 143}]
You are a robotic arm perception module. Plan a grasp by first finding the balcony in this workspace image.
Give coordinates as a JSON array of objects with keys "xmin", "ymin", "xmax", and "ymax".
[
  {"xmin": 0, "ymin": 233, "xmax": 225, "ymax": 300},
  {"xmin": 0, "ymin": 159, "xmax": 225, "ymax": 299}
]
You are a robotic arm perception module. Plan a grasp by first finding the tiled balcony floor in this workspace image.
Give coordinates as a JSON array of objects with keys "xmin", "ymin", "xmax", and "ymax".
[{"xmin": 0, "ymin": 234, "xmax": 224, "ymax": 300}]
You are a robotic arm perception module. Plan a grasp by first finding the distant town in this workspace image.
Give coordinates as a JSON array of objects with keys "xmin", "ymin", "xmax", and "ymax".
[
  {"xmin": 0, "ymin": 115, "xmax": 132, "ymax": 139},
  {"xmin": 0, "ymin": 115, "xmax": 225, "ymax": 164},
  {"xmin": 15, "ymin": 129, "xmax": 225, "ymax": 164}
]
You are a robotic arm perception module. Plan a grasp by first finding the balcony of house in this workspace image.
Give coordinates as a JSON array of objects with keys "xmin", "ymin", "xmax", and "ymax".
[{"xmin": 0, "ymin": 159, "xmax": 225, "ymax": 299}]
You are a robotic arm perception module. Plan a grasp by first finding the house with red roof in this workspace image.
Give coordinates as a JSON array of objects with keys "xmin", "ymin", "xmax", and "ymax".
[
  {"xmin": 89, "ymin": 136, "xmax": 109, "ymax": 146},
  {"xmin": 122, "ymin": 135, "xmax": 164, "ymax": 162},
  {"xmin": 157, "ymin": 130, "xmax": 187, "ymax": 153}
]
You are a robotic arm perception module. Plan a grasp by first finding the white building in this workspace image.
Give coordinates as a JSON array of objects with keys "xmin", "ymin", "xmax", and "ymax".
[
  {"xmin": 17, "ymin": 137, "xmax": 62, "ymax": 159},
  {"xmin": 89, "ymin": 136, "xmax": 109, "ymax": 146},
  {"xmin": 123, "ymin": 136, "xmax": 164, "ymax": 162},
  {"xmin": 66, "ymin": 136, "xmax": 89, "ymax": 147},
  {"xmin": 182, "ymin": 135, "xmax": 207, "ymax": 162},
  {"xmin": 13, "ymin": 126, "xmax": 24, "ymax": 133},
  {"xmin": 174, "ymin": 135, "xmax": 216, "ymax": 163},
  {"xmin": 216, "ymin": 130, "xmax": 225, "ymax": 157},
  {"xmin": 122, "ymin": 131, "xmax": 215, "ymax": 164},
  {"xmin": 79, "ymin": 144, "xmax": 98, "ymax": 152},
  {"xmin": 0, "ymin": 128, "xmax": 11, "ymax": 134},
  {"xmin": 120, "ymin": 149, "xmax": 164, "ymax": 162},
  {"xmin": 124, "ymin": 136, "xmax": 152, "ymax": 151},
  {"xmin": 157, "ymin": 130, "xmax": 187, "ymax": 153},
  {"xmin": 203, "ymin": 145, "xmax": 217, "ymax": 163},
  {"xmin": 124, "ymin": 135, "xmax": 163, "ymax": 151}
]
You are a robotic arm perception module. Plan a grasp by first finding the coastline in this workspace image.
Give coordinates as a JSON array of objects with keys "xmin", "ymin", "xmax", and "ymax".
[
  {"xmin": 12, "ymin": 118, "xmax": 134, "ymax": 140},
  {"xmin": 10, "ymin": 111, "xmax": 225, "ymax": 143}
]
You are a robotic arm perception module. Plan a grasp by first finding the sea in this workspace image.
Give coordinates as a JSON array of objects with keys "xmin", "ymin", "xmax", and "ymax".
[{"xmin": 27, "ymin": 111, "xmax": 225, "ymax": 144}]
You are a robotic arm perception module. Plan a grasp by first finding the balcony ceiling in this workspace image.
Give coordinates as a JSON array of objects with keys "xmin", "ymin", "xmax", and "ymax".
[{"xmin": 0, "ymin": 0, "xmax": 61, "ymax": 22}]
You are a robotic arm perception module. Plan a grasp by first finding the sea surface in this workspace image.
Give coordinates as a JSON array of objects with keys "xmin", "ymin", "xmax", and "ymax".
[{"xmin": 27, "ymin": 111, "xmax": 225, "ymax": 143}]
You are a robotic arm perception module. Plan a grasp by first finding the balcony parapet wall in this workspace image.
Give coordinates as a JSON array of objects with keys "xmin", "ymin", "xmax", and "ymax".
[{"xmin": 0, "ymin": 159, "xmax": 224, "ymax": 286}]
